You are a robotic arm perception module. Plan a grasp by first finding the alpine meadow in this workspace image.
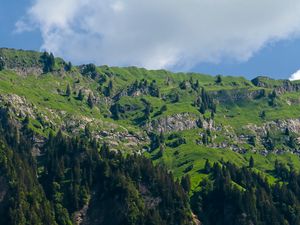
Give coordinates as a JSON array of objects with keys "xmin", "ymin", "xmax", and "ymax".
[{"xmin": 1, "ymin": 47, "xmax": 300, "ymax": 224}]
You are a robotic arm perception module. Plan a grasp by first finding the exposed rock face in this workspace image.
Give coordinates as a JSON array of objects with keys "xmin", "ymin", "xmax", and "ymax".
[
  {"xmin": 246, "ymin": 118, "xmax": 300, "ymax": 136},
  {"xmin": 197, "ymin": 118, "xmax": 300, "ymax": 155},
  {"xmin": 210, "ymin": 88, "xmax": 265, "ymax": 104},
  {"xmin": 10, "ymin": 67, "xmax": 43, "ymax": 76},
  {"xmin": 0, "ymin": 94, "xmax": 37, "ymax": 118},
  {"xmin": 275, "ymin": 81, "xmax": 300, "ymax": 95},
  {"xmin": 0, "ymin": 93, "xmax": 148, "ymax": 154},
  {"xmin": 192, "ymin": 213, "xmax": 201, "ymax": 225},
  {"xmin": 95, "ymin": 129, "xmax": 149, "ymax": 151},
  {"xmin": 0, "ymin": 49, "xmax": 43, "ymax": 76},
  {"xmin": 74, "ymin": 203, "xmax": 89, "ymax": 225},
  {"xmin": 252, "ymin": 76, "xmax": 300, "ymax": 95},
  {"xmin": 146, "ymin": 113, "xmax": 201, "ymax": 133},
  {"xmin": 201, "ymin": 118, "xmax": 215, "ymax": 130},
  {"xmin": 251, "ymin": 76, "xmax": 274, "ymax": 88}
]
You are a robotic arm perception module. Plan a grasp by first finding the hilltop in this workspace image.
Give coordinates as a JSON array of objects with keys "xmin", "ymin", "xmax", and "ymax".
[
  {"xmin": 2, "ymin": 48, "xmax": 300, "ymax": 224},
  {"xmin": 1, "ymin": 48, "xmax": 300, "ymax": 180}
]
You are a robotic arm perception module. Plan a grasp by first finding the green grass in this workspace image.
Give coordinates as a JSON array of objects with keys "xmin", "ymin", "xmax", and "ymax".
[{"xmin": 2, "ymin": 48, "xmax": 300, "ymax": 192}]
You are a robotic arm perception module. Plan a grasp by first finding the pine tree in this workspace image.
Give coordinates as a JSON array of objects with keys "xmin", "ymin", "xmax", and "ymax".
[
  {"xmin": 248, "ymin": 136, "xmax": 256, "ymax": 146},
  {"xmin": 66, "ymin": 84, "xmax": 71, "ymax": 97},
  {"xmin": 200, "ymin": 103, "xmax": 206, "ymax": 114},
  {"xmin": 143, "ymin": 102, "xmax": 152, "ymax": 120},
  {"xmin": 159, "ymin": 131, "xmax": 165, "ymax": 144},
  {"xmin": 173, "ymin": 92, "xmax": 179, "ymax": 103},
  {"xmin": 40, "ymin": 52, "xmax": 55, "ymax": 73},
  {"xmin": 108, "ymin": 80, "xmax": 113, "ymax": 90},
  {"xmin": 77, "ymin": 89, "xmax": 84, "ymax": 101},
  {"xmin": 0, "ymin": 57, "xmax": 4, "ymax": 70},
  {"xmin": 193, "ymin": 80, "xmax": 199, "ymax": 90},
  {"xmin": 285, "ymin": 128, "xmax": 290, "ymax": 136},
  {"xmin": 202, "ymin": 133, "xmax": 209, "ymax": 145},
  {"xmin": 65, "ymin": 61, "xmax": 72, "ymax": 71},
  {"xmin": 104, "ymin": 80, "xmax": 113, "ymax": 97},
  {"xmin": 87, "ymin": 93, "xmax": 94, "ymax": 108},
  {"xmin": 249, "ymin": 156, "xmax": 254, "ymax": 168},
  {"xmin": 215, "ymin": 75, "xmax": 222, "ymax": 84},
  {"xmin": 110, "ymin": 103, "xmax": 120, "ymax": 120},
  {"xmin": 260, "ymin": 110, "xmax": 266, "ymax": 119},
  {"xmin": 204, "ymin": 159, "xmax": 211, "ymax": 173},
  {"xmin": 49, "ymin": 53, "xmax": 55, "ymax": 71},
  {"xmin": 181, "ymin": 174, "xmax": 191, "ymax": 193}
]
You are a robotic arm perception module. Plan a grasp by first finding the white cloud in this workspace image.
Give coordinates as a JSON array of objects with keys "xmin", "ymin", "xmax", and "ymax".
[
  {"xmin": 289, "ymin": 69, "xmax": 300, "ymax": 81},
  {"xmin": 17, "ymin": 0, "xmax": 300, "ymax": 69}
]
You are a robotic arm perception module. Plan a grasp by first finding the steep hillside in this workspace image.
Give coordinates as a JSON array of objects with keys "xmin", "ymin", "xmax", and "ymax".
[{"xmin": 2, "ymin": 48, "xmax": 300, "ymax": 224}]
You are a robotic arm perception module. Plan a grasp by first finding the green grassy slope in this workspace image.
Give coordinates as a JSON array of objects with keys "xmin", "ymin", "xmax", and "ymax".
[{"xmin": 1, "ymin": 48, "xmax": 300, "ymax": 191}]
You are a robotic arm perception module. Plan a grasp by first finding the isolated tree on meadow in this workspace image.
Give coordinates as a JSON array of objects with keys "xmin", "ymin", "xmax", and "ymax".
[
  {"xmin": 77, "ymin": 89, "xmax": 84, "ymax": 101},
  {"xmin": 66, "ymin": 84, "xmax": 71, "ymax": 97},
  {"xmin": 65, "ymin": 61, "xmax": 72, "ymax": 71},
  {"xmin": 215, "ymin": 75, "xmax": 222, "ymax": 84},
  {"xmin": 0, "ymin": 57, "xmax": 4, "ymax": 70},
  {"xmin": 87, "ymin": 93, "xmax": 94, "ymax": 108}
]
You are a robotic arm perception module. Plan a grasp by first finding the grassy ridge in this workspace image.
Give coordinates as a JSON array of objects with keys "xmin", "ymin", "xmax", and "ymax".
[{"xmin": 1, "ymin": 48, "xmax": 300, "ymax": 191}]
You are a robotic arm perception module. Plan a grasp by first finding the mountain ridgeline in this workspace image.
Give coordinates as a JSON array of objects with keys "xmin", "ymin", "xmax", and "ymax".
[{"xmin": 1, "ymin": 48, "xmax": 300, "ymax": 224}]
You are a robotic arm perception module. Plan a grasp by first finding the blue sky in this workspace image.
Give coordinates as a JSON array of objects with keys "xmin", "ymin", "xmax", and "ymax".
[
  {"xmin": 0, "ymin": 1, "xmax": 42, "ymax": 50},
  {"xmin": 2, "ymin": 0, "xmax": 300, "ymax": 80},
  {"xmin": 191, "ymin": 39, "xmax": 300, "ymax": 79}
]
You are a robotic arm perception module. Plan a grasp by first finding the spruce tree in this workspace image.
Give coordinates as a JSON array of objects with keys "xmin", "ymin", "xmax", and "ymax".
[
  {"xmin": 249, "ymin": 156, "xmax": 254, "ymax": 168},
  {"xmin": 40, "ymin": 52, "xmax": 55, "ymax": 73},
  {"xmin": 65, "ymin": 61, "xmax": 72, "ymax": 71},
  {"xmin": 181, "ymin": 174, "xmax": 191, "ymax": 193},
  {"xmin": 215, "ymin": 75, "xmax": 222, "ymax": 84},
  {"xmin": 66, "ymin": 84, "xmax": 71, "ymax": 97},
  {"xmin": 0, "ymin": 57, "xmax": 4, "ymax": 70},
  {"xmin": 204, "ymin": 159, "xmax": 211, "ymax": 173},
  {"xmin": 87, "ymin": 93, "xmax": 94, "ymax": 108},
  {"xmin": 77, "ymin": 89, "xmax": 84, "ymax": 101},
  {"xmin": 49, "ymin": 53, "xmax": 55, "ymax": 71}
]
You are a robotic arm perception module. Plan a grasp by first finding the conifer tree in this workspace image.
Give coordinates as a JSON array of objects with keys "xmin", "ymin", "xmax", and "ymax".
[
  {"xmin": 66, "ymin": 84, "xmax": 71, "ymax": 97},
  {"xmin": 181, "ymin": 174, "xmax": 191, "ymax": 193},
  {"xmin": 77, "ymin": 89, "xmax": 84, "ymax": 101},
  {"xmin": 65, "ymin": 61, "xmax": 72, "ymax": 71},
  {"xmin": 0, "ymin": 57, "xmax": 4, "ymax": 70},
  {"xmin": 215, "ymin": 75, "xmax": 222, "ymax": 84},
  {"xmin": 87, "ymin": 93, "xmax": 94, "ymax": 108},
  {"xmin": 249, "ymin": 156, "xmax": 254, "ymax": 168},
  {"xmin": 204, "ymin": 159, "xmax": 211, "ymax": 173}
]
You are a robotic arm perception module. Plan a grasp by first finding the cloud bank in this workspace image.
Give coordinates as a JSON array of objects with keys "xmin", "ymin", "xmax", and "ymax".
[
  {"xmin": 17, "ymin": 0, "xmax": 300, "ymax": 69},
  {"xmin": 289, "ymin": 70, "xmax": 300, "ymax": 81}
]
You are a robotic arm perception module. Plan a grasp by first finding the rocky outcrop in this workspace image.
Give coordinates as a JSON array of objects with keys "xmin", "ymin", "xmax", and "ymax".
[
  {"xmin": 246, "ymin": 118, "xmax": 300, "ymax": 137},
  {"xmin": 145, "ymin": 113, "xmax": 201, "ymax": 133},
  {"xmin": 0, "ymin": 48, "xmax": 43, "ymax": 76},
  {"xmin": 275, "ymin": 82, "xmax": 300, "ymax": 95},
  {"xmin": 196, "ymin": 118, "xmax": 300, "ymax": 155},
  {"xmin": 0, "ymin": 93, "xmax": 148, "ymax": 154},
  {"xmin": 210, "ymin": 88, "xmax": 265, "ymax": 104},
  {"xmin": 252, "ymin": 76, "xmax": 300, "ymax": 95},
  {"xmin": 251, "ymin": 76, "xmax": 275, "ymax": 88},
  {"xmin": 95, "ymin": 128, "xmax": 149, "ymax": 152},
  {"xmin": 0, "ymin": 94, "xmax": 37, "ymax": 118}
]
